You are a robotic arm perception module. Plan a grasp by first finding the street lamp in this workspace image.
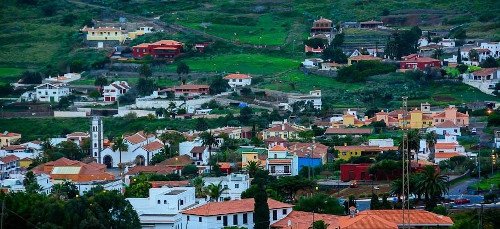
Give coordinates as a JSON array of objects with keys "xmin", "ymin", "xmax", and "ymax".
[{"xmin": 491, "ymin": 150, "xmax": 496, "ymax": 176}]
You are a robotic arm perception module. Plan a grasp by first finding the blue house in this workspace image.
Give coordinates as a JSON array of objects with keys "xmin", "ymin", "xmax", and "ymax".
[{"xmin": 287, "ymin": 142, "xmax": 328, "ymax": 173}]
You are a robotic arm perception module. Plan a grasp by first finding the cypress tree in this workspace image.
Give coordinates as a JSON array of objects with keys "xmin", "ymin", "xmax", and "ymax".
[
  {"xmin": 457, "ymin": 48, "xmax": 462, "ymax": 64},
  {"xmin": 253, "ymin": 170, "xmax": 270, "ymax": 229}
]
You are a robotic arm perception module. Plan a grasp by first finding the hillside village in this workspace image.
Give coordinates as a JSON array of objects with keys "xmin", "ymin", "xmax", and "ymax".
[{"xmin": 0, "ymin": 0, "xmax": 499, "ymax": 228}]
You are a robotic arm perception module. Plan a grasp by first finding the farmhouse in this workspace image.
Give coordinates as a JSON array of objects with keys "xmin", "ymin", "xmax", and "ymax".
[
  {"xmin": 310, "ymin": 17, "xmax": 333, "ymax": 36},
  {"xmin": 347, "ymin": 55, "xmax": 382, "ymax": 65},
  {"xmin": 102, "ymin": 81, "xmax": 130, "ymax": 102},
  {"xmin": 35, "ymin": 83, "xmax": 70, "ymax": 103},
  {"xmin": 400, "ymin": 54, "xmax": 441, "ymax": 70},
  {"xmin": 0, "ymin": 132, "xmax": 21, "ymax": 148},
  {"xmin": 224, "ymin": 73, "xmax": 252, "ymax": 88},
  {"xmin": 359, "ymin": 20, "xmax": 383, "ymax": 29},
  {"xmin": 132, "ymin": 40, "xmax": 183, "ymax": 59}
]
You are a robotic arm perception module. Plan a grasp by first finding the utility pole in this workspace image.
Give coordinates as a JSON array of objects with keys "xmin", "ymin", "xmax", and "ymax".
[{"xmin": 401, "ymin": 96, "xmax": 410, "ymax": 229}]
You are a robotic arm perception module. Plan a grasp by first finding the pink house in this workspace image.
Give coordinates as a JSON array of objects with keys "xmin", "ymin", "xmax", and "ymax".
[{"xmin": 432, "ymin": 106, "xmax": 469, "ymax": 127}]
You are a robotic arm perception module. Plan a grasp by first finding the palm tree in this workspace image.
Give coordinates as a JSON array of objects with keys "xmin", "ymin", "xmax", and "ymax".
[
  {"xmin": 200, "ymin": 131, "xmax": 218, "ymax": 165},
  {"xmin": 191, "ymin": 176, "xmax": 205, "ymax": 198},
  {"xmin": 425, "ymin": 131, "xmax": 437, "ymax": 163},
  {"xmin": 390, "ymin": 178, "xmax": 403, "ymax": 201},
  {"xmin": 204, "ymin": 181, "xmax": 228, "ymax": 202},
  {"xmin": 159, "ymin": 132, "xmax": 186, "ymax": 158},
  {"xmin": 245, "ymin": 161, "xmax": 260, "ymax": 178},
  {"xmin": 416, "ymin": 165, "xmax": 448, "ymax": 210},
  {"xmin": 400, "ymin": 129, "xmax": 421, "ymax": 161},
  {"xmin": 112, "ymin": 136, "xmax": 128, "ymax": 171}
]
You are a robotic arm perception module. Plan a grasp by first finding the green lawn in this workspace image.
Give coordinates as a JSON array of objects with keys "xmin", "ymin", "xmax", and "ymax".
[
  {"xmin": 0, "ymin": 67, "xmax": 24, "ymax": 85},
  {"xmin": 471, "ymin": 172, "xmax": 500, "ymax": 190},
  {"xmin": 164, "ymin": 54, "xmax": 300, "ymax": 75}
]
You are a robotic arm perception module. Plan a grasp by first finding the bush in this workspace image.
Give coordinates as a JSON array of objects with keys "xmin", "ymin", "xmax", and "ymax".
[{"xmin": 337, "ymin": 61, "xmax": 396, "ymax": 83}]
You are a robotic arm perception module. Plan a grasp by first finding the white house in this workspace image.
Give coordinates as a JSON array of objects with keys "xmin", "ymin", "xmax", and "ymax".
[
  {"xmin": 494, "ymin": 130, "xmax": 500, "ymax": 149},
  {"xmin": 266, "ymin": 145, "xmax": 299, "ymax": 176},
  {"xmin": 45, "ymin": 73, "xmax": 81, "ymax": 84},
  {"xmin": 75, "ymin": 179, "xmax": 123, "ymax": 195},
  {"xmin": 437, "ymin": 38, "xmax": 455, "ymax": 47},
  {"xmin": 103, "ymin": 81, "xmax": 130, "ymax": 102},
  {"xmin": 302, "ymin": 58, "xmax": 323, "ymax": 68},
  {"xmin": 288, "ymin": 90, "xmax": 322, "ymax": 110},
  {"xmin": 480, "ymin": 42, "xmax": 500, "ymax": 58},
  {"xmin": 127, "ymin": 186, "xmax": 197, "ymax": 229},
  {"xmin": 224, "ymin": 73, "xmax": 252, "ymax": 88},
  {"xmin": 427, "ymin": 120, "xmax": 461, "ymax": 136},
  {"xmin": 179, "ymin": 138, "xmax": 210, "ymax": 165},
  {"xmin": 202, "ymin": 173, "xmax": 250, "ymax": 201},
  {"xmin": 418, "ymin": 37, "xmax": 429, "ymax": 47},
  {"xmin": 461, "ymin": 47, "xmax": 492, "ymax": 62},
  {"xmin": 181, "ymin": 198, "xmax": 293, "ymax": 229},
  {"xmin": 0, "ymin": 173, "xmax": 53, "ymax": 195},
  {"xmin": 98, "ymin": 131, "xmax": 164, "ymax": 168},
  {"xmin": 35, "ymin": 83, "xmax": 70, "ymax": 102},
  {"xmin": 0, "ymin": 155, "xmax": 20, "ymax": 179}
]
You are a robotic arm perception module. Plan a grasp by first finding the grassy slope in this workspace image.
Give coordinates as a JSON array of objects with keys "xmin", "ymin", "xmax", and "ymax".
[{"xmin": 0, "ymin": 67, "xmax": 24, "ymax": 85}]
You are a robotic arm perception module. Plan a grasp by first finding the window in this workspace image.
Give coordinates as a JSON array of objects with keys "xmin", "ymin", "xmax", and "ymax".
[
  {"xmin": 187, "ymin": 216, "xmax": 190, "ymax": 221},
  {"xmin": 233, "ymin": 214, "xmax": 238, "ymax": 225},
  {"xmin": 94, "ymin": 143, "xmax": 97, "ymax": 147},
  {"xmin": 274, "ymin": 154, "xmax": 277, "ymax": 159},
  {"xmin": 199, "ymin": 217, "xmax": 202, "ymax": 222},
  {"xmin": 164, "ymin": 200, "xmax": 167, "ymax": 204},
  {"xmin": 284, "ymin": 166, "xmax": 290, "ymax": 173},
  {"xmin": 243, "ymin": 213, "xmax": 247, "ymax": 224},
  {"xmin": 235, "ymin": 184, "xmax": 239, "ymax": 188},
  {"xmin": 157, "ymin": 200, "xmax": 160, "ymax": 204},
  {"xmin": 180, "ymin": 200, "xmax": 184, "ymax": 205},
  {"xmin": 282, "ymin": 209, "xmax": 287, "ymax": 215},
  {"xmin": 94, "ymin": 152, "xmax": 97, "ymax": 157},
  {"xmin": 224, "ymin": 185, "xmax": 228, "ymax": 189},
  {"xmin": 271, "ymin": 166, "xmax": 275, "ymax": 173},
  {"xmin": 253, "ymin": 155, "xmax": 257, "ymax": 159},
  {"xmin": 273, "ymin": 210, "xmax": 277, "ymax": 220},
  {"xmin": 217, "ymin": 216, "xmax": 221, "ymax": 220}
]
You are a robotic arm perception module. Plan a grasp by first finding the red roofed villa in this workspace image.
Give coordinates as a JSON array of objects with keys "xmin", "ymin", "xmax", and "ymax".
[
  {"xmin": 132, "ymin": 40, "xmax": 183, "ymax": 59},
  {"xmin": 400, "ymin": 54, "xmax": 441, "ymax": 70}
]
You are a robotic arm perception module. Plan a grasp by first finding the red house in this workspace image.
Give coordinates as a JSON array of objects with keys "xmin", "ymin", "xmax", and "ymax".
[
  {"xmin": 132, "ymin": 40, "xmax": 183, "ymax": 59},
  {"xmin": 340, "ymin": 163, "xmax": 372, "ymax": 182},
  {"xmin": 400, "ymin": 54, "xmax": 441, "ymax": 70}
]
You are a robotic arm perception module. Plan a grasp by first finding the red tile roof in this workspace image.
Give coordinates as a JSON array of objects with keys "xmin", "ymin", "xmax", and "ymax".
[
  {"xmin": 401, "ymin": 55, "xmax": 440, "ymax": 63},
  {"xmin": 435, "ymin": 120, "xmax": 459, "ymax": 128},
  {"xmin": 32, "ymin": 157, "xmax": 114, "ymax": 182},
  {"xmin": 224, "ymin": 73, "xmax": 251, "ymax": 80},
  {"xmin": 435, "ymin": 152, "xmax": 463, "ymax": 159},
  {"xmin": 150, "ymin": 180, "xmax": 189, "ymax": 188},
  {"xmin": 158, "ymin": 155, "xmax": 193, "ymax": 166},
  {"xmin": 182, "ymin": 198, "xmax": 292, "ymax": 216},
  {"xmin": 269, "ymin": 145, "xmax": 288, "ymax": 151},
  {"xmin": 151, "ymin": 40, "xmax": 182, "ymax": 46},
  {"xmin": 265, "ymin": 123, "xmax": 300, "ymax": 132},
  {"xmin": 334, "ymin": 145, "xmax": 398, "ymax": 152},
  {"xmin": 218, "ymin": 162, "xmax": 231, "ymax": 170},
  {"xmin": 142, "ymin": 140, "xmax": 164, "ymax": 152},
  {"xmin": 473, "ymin": 68, "xmax": 498, "ymax": 77},
  {"xmin": 287, "ymin": 142, "xmax": 328, "ymax": 158},
  {"xmin": 435, "ymin": 143, "xmax": 458, "ymax": 150},
  {"xmin": 66, "ymin": 132, "xmax": 89, "ymax": 137},
  {"xmin": 124, "ymin": 132, "xmax": 147, "ymax": 145},
  {"xmin": 0, "ymin": 132, "xmax": 21, "ymax": 138},
  {"xmin": 0, "ymin": 155, "xmax": 19, "ymax": 164},
  {"xmin": 126, "ymin": 165, "xmax": 177, "ymax": 175},
  {"xmin": 267, "ymin": 159, "xmax": 292, "ymax": 165},
  {"xmin": 340, "ymin": 214, "xmax": 397, "ymax": 228},
  {"xmin": 190, "ymin": 146, "xmax": 207, "ymax": 154},
  {"xmin": 264, "ymin": 136, "xmax": 288, "ymax": 143},
  {"xmin": 173, "ymin": 84, "xmax": 209, "ymax": 90},
  {"xmin": 272, "ymin": 210, "xmax": 340, "ymax": 229},
  {"xmin": 358, "ymin": 210, "xmax": 453, "ymax": 226}
]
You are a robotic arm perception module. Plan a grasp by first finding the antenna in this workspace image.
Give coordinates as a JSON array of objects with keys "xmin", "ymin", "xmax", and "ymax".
[{"xmin": 401, "ymin": 96, "xmax": 411, "ymax": 228}]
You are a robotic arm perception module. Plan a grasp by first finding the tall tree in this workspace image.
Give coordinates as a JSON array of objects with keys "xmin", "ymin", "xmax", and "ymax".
[
  {"xmin": 294, "ymin": 193, "xmax": 344, "ymax": 215},
  {"xmin": 200, "ymin": 131, "xmax": 218, "ymax": 166},
  {"xmin": 176, "ymin": 62, "xmax": 190, "ymax": 75},
  {"xmin": 94, "ymin": 76, "xmax": 108, "ymax": 93},
  {"xmin": 425, "ymin": 131, "xmax": 438, "ymax": 163},
  {"xmin": 457, "ymin": 48, "xmax": 462, "ymax": 64},
  {"xmin": 112, "ymin": 136, "xmax": 128, "ymax": 170},
  {"xmin": 311, "ymin": 220, "xmax": 329, "ymax": 229},
  {"xmin": 191, "ymin": 176, "xmax": 205, "ymax": 198},
  {"xmin": 139, "ymin": 64, "xmax": 152, "ymax": 78},
  {"xmin": 209, "ymin": 75, "xmax": 230, "ymax": 95},
  {"xmin": 253, "ymin": 169, "xmax": 270, "ymax": 229}
]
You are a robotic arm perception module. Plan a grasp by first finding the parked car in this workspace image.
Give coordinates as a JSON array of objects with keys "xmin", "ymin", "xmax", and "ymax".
[
  {"xmin": 471, "ymin": 128, "xmax": 477, "ymax": 135},
  {"xmin": 454, "ymin": 198, "xmax": 471, "ymax": 205}
]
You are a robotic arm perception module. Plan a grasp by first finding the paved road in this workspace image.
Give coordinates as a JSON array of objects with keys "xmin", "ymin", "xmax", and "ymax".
[{"xmin": 449, "ymin": 178, "xmax": 479, "ymax": 195}]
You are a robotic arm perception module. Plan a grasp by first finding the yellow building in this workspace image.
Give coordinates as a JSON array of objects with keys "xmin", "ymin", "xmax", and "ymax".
[
  {"xmin": 334, "ymin": 145, "xmax": 398, "ymax": 161},
  {"xmin": 238, "ymin": 146, "xmax": 268, "ymax": 168},
  {"xmin": 0, "ymin": 132, "xmax": 21, "ymax": 148},
  {"xmin": 82, "ymin": 26, "xmax": 127, "ymax": 43},
  {"xmin": 409, "ymin": 109, "xmax": 433, "ymax": 129},
  {"xmin": 19, "ymin": 157, "xmax": 33, "ymax": 169}
]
